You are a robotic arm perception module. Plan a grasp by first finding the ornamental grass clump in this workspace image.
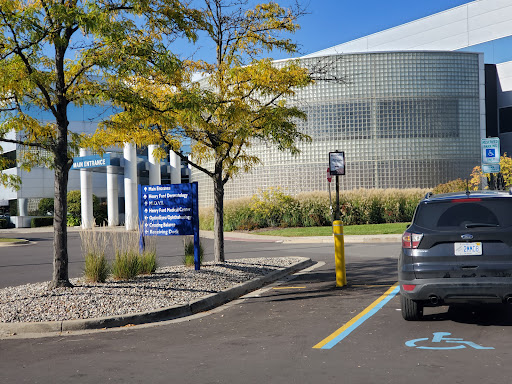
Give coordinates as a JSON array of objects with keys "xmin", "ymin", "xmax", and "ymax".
[
  {"xmin": 183, "ymin": 237, "xmax": 204, "ymax": 267},
  {"xmin": 112, "ymin": 250, "xmax": 142, "ymax": 280},
  {"xmin": 84, "ymin": 252, "xmax": 110, "ymax": 283},
  {"xmin": 198, "ymin": 188, "xmax": 427, "ymax": 231},
  {"xmin": 80, "ymin": 229, "xmax": 110, "ymax": 283},
  {"xmin": 110, "ymin": 229, "xmax": 148, "ymax": 279},
  {"xmin": 140, "ymin": 235, "xmax": 158, "ymax": 274},
  {"xmin": 295, "ymin": 192, "xmax": 330, "ymax": 227}
]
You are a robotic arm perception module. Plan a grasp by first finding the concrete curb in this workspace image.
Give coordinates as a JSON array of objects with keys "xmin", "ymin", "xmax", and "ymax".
[
  {"xmin": 0, "ymin": 227, "xmax": 402, "ymax": 243},
  {"xmin": 200, "ymin": 230, "xmax": 401, "ymax": 244},
  {"xmin": 0, "ymin": 257, "xmax": 314, "ymax": 336},
  {"xmin": 0, "ymin": 239, "xmax": 29, "ymax": 247}
]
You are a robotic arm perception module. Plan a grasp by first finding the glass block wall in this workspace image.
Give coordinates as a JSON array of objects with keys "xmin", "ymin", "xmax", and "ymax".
[{"xmin": 192, "ymin": 52, "xmax": 482, "ymax": 206}]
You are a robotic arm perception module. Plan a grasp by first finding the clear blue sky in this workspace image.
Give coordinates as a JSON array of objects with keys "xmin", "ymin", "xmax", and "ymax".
[
  {"xmin": 178, "ymin": 0, "xmax": 475, "ymax": 61},
  {"xmin": 292, "ymin": 0, "xmax": 474, "ymax": 57}
]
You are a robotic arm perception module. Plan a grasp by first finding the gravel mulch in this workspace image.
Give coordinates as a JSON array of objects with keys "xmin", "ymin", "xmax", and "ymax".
[{"xmin": 0, "ymin": 257, "xmax": 303, "ymax": 323}]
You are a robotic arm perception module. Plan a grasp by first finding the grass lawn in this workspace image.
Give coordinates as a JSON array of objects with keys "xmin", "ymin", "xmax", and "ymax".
[
  {"xmin": 251, "ymin": 222, "xmax": 410, "ymax": 237},
  {"xmin": 0, "ymin": 238, "xmax": 25, "ymax": 243}
]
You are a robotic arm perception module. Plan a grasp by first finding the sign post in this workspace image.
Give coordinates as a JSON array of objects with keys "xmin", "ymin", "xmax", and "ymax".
[
  {"xmin": 138, "ymin": 182, "xmax": 201, "ymax": 270},
  {"xmin": 328, "ymin": 151, "xmax": 346, "ymax": 287},
  {"xmin": 327, "ymin": 168, "xmax": 333, "ymax": 221},
  {"xmin": 329, "ymin": 151, "xmax": 345, "ymax": 220},
  {"xmin": 481, "ymin": 138, "xmax": 501, "ymax": 190}
]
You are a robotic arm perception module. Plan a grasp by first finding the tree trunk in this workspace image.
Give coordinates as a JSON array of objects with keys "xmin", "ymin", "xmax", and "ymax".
[
  {"xmin": 49, "ymin": 123, "xmax": 72, "ymax": 289},
  {"xmin": 213, "ymin": 165, "xmax": 225, "ymax": 263}
]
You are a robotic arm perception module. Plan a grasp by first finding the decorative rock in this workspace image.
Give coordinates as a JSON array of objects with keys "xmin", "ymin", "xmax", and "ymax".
[{"xmin": 0, "ymin": 258, "xmax": 303, "ymax": 323}]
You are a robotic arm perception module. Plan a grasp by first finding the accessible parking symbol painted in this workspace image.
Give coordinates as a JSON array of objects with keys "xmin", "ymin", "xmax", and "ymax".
[{"xmin": 405, "ymin": 332, "xmax": 494, "ymax": 350}]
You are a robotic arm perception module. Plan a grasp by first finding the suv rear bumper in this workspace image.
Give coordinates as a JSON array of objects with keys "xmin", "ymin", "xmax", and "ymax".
[{"xmin": 400, "ymin": 278, "xmax": 512, "ymax": 305}]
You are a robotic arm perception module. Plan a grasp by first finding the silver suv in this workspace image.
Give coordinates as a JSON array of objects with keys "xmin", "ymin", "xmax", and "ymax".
[{"xmin": 398, "ymin": 190, "xmax": 512, "ymax": 320}]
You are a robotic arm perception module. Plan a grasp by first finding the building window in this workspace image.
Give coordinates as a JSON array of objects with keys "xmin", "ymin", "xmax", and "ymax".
[
  {"xmin": 0, "ymin": 150, "xmax": 16, "ymax": 170},
  {"xmin": 499, "ymin": 107, "xmax": 512, "ymax": 134}
]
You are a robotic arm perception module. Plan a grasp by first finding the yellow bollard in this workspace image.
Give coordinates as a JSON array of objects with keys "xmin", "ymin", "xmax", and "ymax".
[{"xmin": 333, "ymin": 220, "xmax": 346, "ymax": 287}]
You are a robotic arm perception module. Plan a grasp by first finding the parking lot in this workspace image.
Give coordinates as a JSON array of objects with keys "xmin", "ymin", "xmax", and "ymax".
[{"xmin": 1, "ymin": 234, "xmax": 512, "ymax": 383}]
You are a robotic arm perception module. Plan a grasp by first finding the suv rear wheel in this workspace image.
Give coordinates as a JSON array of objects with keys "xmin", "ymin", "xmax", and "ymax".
[{"xmin": 401, "ymin": 295, "xmax": 423, "ymax": 321}]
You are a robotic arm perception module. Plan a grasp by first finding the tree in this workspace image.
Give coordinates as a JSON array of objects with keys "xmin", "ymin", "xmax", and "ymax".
[
  {"xmin": 0, "ymin": 0, "xmax": 199, "ymax": 287},
  {"xmin": 469, "ymin": 153, "xmax": 512, "ymax": 190},
  {"xmin": 92, "ymin": 0, "xmax": 314, "ymax": 262}
]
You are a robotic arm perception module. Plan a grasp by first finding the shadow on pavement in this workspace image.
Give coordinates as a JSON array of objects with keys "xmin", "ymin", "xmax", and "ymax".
[{"xmin": 423, "ymin": 304, "xmax": 512, "ymax": 326}]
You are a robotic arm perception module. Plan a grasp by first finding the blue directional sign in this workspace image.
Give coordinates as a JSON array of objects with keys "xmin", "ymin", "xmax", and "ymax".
[{"xmin": 138, "ymin": 183, "xmax": 200, "ymax": 269}]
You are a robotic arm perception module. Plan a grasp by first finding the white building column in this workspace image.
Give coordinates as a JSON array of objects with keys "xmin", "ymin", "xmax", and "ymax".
[
  {"xmin": 124, "ymin": 143, "xmax": 138, "ymax": 230},
  {"xmin": 107, "ymin": 156, "xmax": 119, "ymax": 227},
  {"xmin": 80, "ymin": 148, "xmax": 94, "ymax": 229},
  {"xmin": 170, "ymin": 150, "xmax": 181, "ymax": 184},
  {"xmin": 148, "ymin": 144, "xmax": 161, "ymax": 185},
  {"xmin": 18, "ymin": 198, "xmax": 28, "ymax": 217}
]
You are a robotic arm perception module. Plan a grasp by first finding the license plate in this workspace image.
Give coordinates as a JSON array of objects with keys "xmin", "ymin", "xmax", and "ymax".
[{"xmin": 454, "ymin": 242, "xmax": 482, "ymax": 256}]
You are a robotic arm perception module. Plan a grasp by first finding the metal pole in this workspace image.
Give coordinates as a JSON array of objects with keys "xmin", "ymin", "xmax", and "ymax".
[
  {"xmin": 335, "ymin": 175, "xmax": 340, "ymax": 220},
  {"xmin": 328, "ymin": 182, "xmax": 333, "ymax": 222}
]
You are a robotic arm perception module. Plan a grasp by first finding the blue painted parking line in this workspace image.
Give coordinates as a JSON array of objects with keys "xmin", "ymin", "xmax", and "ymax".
[{"xmin": 313, "ymin": 283, "xmax": 400, "ymax": 350}]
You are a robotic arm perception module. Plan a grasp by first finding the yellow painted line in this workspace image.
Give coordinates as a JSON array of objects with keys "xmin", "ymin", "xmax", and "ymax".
[
  {"xmin": 313, "ymin": 283, "xmax": 400, "ymax": 350},
  {"xmin": 272, "ymin": 286, "xmax": 307, "ymax": 290}
]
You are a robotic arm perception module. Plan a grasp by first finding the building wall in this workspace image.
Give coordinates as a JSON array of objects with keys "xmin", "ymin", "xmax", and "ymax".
[{"xmin": 192, "ymin": 52, "xmax": 483, "ymax": 206}]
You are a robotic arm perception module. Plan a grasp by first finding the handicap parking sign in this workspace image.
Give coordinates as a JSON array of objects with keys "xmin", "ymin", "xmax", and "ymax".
[{"xmin": 481, "ymin": 138, "xmax": 500, "ymax": 165}]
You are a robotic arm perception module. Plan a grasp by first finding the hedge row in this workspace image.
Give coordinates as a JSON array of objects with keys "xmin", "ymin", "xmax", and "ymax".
[
  {"xmin": 31, "ymin": 217, "xmax": 54, "ymax": 227},
  {"xmin": 199, "ymin": 188, "xmax": 428, "ymax": 231}
]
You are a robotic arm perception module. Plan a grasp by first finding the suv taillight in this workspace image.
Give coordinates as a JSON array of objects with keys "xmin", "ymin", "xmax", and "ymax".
[{"xmin": 402, "ymin": 231, "xmax": 423, "ymax": 249}]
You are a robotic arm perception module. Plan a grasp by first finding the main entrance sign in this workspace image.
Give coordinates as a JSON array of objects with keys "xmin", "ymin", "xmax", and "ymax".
[{"xmin": 71, "ymin": 153, "xmax": 111, "ymax": 169}]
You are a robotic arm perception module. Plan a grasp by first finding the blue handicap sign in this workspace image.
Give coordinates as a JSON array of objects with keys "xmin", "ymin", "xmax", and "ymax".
[
  {"xmin": 486, "ymin": 149, "xmax": 496, "ymax": 158},
  {"xmin": 405, "ymin": 332, "xmax": 494, "ymax": 350}
]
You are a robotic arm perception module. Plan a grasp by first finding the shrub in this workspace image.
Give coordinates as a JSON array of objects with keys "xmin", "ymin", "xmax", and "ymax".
[
  {"xmin": 295, "ymin": 192, "xmax": 330, "ymax": 227},
  {"xmin": 223, "ymin": 197, "xmax": 255, "ymax": 231},
  {"xmin": 38, "ymin": 198, "xmax": 54, "ymax": 216},
  {"xmin": 95, "ymin": 201, "xmax": 108, "ymax": 226},
  {"xmin": 250, "ymin": 187, "xmax": 296, "ymax": 228},
  {"xmin": 112, "ymin": 250, "xmax": 141, "ymax": 280},
  {"xmin": 67, "ymin": 190, "xmax": 82, "ymax": 225},
  {"xmin": 31, "ymin": 217, "xmax": 53, "ymax": 227},
  {"xmin": 183, "ymin": 237, "xmax": 204, "ymax": 267},
  {"xmin": 66, "ymin": 190, "xmax": 107, "ymax": 226},
  {"xmin": 433, "ymin": 179, "xmax": 469, "ymax": 194},
  {"xmin": 199, "ymin": 188, "xmax": 427, "ymax": 230},
  {"xmin": 0, "ymin": 219, "xmax": 7, "ymax": 229}
]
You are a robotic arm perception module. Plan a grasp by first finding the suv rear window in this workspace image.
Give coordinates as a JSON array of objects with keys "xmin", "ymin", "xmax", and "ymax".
[{"xmin": 414, "ymin": 199, "xmax": 512, "ymax": 230}]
